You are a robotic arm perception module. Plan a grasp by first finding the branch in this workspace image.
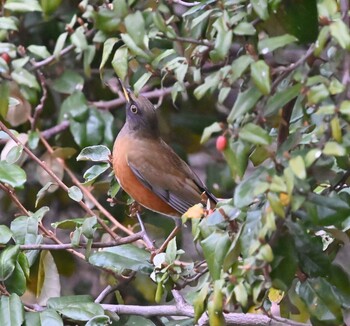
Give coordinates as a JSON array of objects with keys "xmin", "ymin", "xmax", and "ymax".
[
  {"xmin": 91, "ymin": 84, "xmax": 187, "ymax": 110},
  {"xmin": 0, "ymin": 232, "xmax": 143, "ymax": 251},
  {"xmin": 100, "ymin": 303, "xmax": 311, "ymax": 326},
  {"xmin": 31, "ymin": 70, "xmax": 48, "ymax": 130},
  {"xmin": 40, "ymin": 135, "xmax": 134, "ymax": 237},
  {"xmin": 40, "ymin": 120, "xmax": 70, "ymax": 139},
  {"xmin": 0, "ymin": 121, "xmax": 117, "ymax": 240}
]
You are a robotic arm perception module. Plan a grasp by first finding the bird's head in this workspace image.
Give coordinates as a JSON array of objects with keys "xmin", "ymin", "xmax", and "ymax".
[{"xmin": 119, "ymin": 80, "xmax": 160, "ymax": 138}]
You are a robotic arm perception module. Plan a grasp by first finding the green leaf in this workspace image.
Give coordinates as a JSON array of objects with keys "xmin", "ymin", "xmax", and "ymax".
[
  {"xmin": 0, "ymin": 245, "xmax": 19, "ymax": 281},
  {"xmin": 323, "ymin": 142, "xmax": 346, "ymax": 156},
  {"xmin": 68, "ymin": 186, "xmax": 83, "ymax": 202},
  {"xmin": 298, "ymin": 278, "xmax": 343, "ymax": 323},
  {"xmin": 47, "ymin": 295, "xmax": 93, "ymax": 309},
  {"xmin": 70, "ymin": 26, "xmax": 88, "ymax": 52},
  {"xmin": 0, "ymin": 17, "xmax": 18, "ymax": 31},
  {"xmin": 111, "ymin": 46, "xmax": 128, "ymax": 82},
  {"xmin": 4, "ymin": 0, "xmax": 42, "ymax": 12},
  {"xmin": 37, "ymin": 251, "xmax": 61, "ymax": 305},
  {"xmin": 0, "ymin": 294, "xmax": 24, "ymax": 326},
  {"xmin": 264, "ymin": 84, "xmax": 302, "ymax": 117},
  {"xmin": 89, "ymin": 244, "xmax": 152, "ymax": 274},
  {"xmin": 25, "ymin": 309, "xmax": 63, "ymax": 326},
  {"xmin": 289, "ymin": 155, "xmax": 306, "ymax": 180},
  {"xmin": 86, "ymin": 315, "xmax": 111, "ymax": 326},
  {"xmin": 200, "ymin": 122, "xmax": 222, "ymax": 144},
  {"xmin": 258, "ymin": 34, "xmax": 298, "ymax": 54},
  {"xmin": 134, "ymin": 72, "xmax": 152, "ymax": 95},
  {"xmin": 60, "ymin": 303, "xmax": 104, "ymax": 321},
  {"xmin": 51, "ymin": 218, "xmax": 85, "ymax": 230},
  {"xmin": 5, "ymin": 144, "xmax": 23, "ymax": 164},
  {"xmin": 239, "ymin": 123, "xmax": 272, "ymax": 145},
  {"xmin": 11, "ymin": 68, "xmax": 40, "ymax": 90},
  {"xmin": 83, "ymin": 163, "xmax": 109, "ymax": 184},
  {"xmin": 52, "ymin": 71, "xmax": 84, "ymax": 94},
  {"xmin": 227, "ymin": 87, "xmax": 262, "ymax": 124},
  {"xmin": 27, "ymin": 45, "xmax": 50, "ymax": 59},
  {"xmin": 125, "ymin": 11, "xmax": 146, "ymax": 47},
  {"xmin": 0, "ymin": 81, "xmax": 9, "ymax": 119},
  {"xmin": 77, "ymin": 145, "xmax": 111, "ymax": 162},
  {"xmin": 11, "ymin": 215, "xmax": 40, "ymax": 245},
  {"xmin": 100, "ymin": 37, "xmax": 119, "ymax": 73},
  {"xmin": 307, "ymin": 84, "xmax": 329, "ymax": 104},
  {"xmin": 231, "ymin": 55, "xmax": 254, "ymax": 83},
  {"xmin": 201, "ymin": 232, "xmax": 230, "ymax": 280},
  {"xmin": 251, "ymin": 60, "xmax": 271, "ymax": 95},
  {"xmin": 36, "ymin": 182, "xmax": 55, "ymax": 207},
  {"xmin": 120, "ymin": 33, "xmax": 150, "ymax": 60},
  {"xmin": 82, "ymin": 216, "xmax": 98, "ymax": 239},
  {"xmin": 5, "ymin": 259, "xmax": 27, "ymax": 296},
  {"xmin": 330, "ymin": 20, "xmax": 350, "ymax": 50},
  {"xmin": 83, "ymin": 45, "xmax": 96, "ymax": 77},
  {"xmin": 28, "ymin": 130, "xmax": 40, "ymax": 149},
  {"xmin": 53, "ymin": 32, "xmax": 68, "ymax": 59},
  {"xmin": 59, "ymin": 91, "xmax": 88, "ymax": 121},
  {"xmin": 233, "ymin": 22, "xmax": 256, "ymax": 36},
  {"xmin": 70, "ymin": 108, "xmax": 104, "ymax": 148},
  {"xmin": 251, "ymin": 0, "xmax": 268, "ymax": 20},
  {"xmin": 0, "ymin": 225, "xmax": 13, "ymax": 244},
  {"xmin": 193, "ymin": 283, "xmax": 209, "ymax": 322},
  {"xmin": 210, "ymin": 16, "xmax": 233, "ymax": 62},
  {"xmin": 0, "ymin": 161, "xmax": 26, "ymax": 188}
]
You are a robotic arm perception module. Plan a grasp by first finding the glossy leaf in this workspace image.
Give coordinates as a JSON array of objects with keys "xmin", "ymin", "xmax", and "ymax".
[
  {"xmin": 0, "ymin": 161, "xmax": 26, "ymax": 188},
  {"xmin": 52, "ymin": 71, "xmax": 84, "ymax": 94},
  {"xmin": 0, "ymin": 245, "xmax": 19, "ymax": 281},
  {"xmin": 77, "ymin": 145, "xmax": 111, "ymax": 162},
  {"xmin": 258, "ymin": 34, "xmax": 298, "ymax": 54},
  {"xmin": 251, "ymin": 60, "xmax": 271, "ymax": 95},
  {"xmin": 227, "ymin": 87, "xmax": 262, "ymax": 124},
  {"xmin": 239, "ymin": 123, "xmax": 272, "ymax": 145},
  {"xmin": 67, "ymin": 186, "xmax": 83, "ymax": 202},
  {"xmin": 83, "ymin": 163, "xmax": 109, "ymax": 183},
  {"xmin": 201, "ymin": 232, "xmax": 230, "ymax": 280},
  {"xmin": 89, "ymin": 244, "xmax": 152, "ymax": 274}
]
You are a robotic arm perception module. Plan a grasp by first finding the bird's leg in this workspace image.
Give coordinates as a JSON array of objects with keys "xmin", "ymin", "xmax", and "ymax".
[
  {"xmin": 135, "ymin": 211, "xmax": 156, "ymax": 252},
  {"xmin": 155, "ymin": 217, "xmax": 181, "ymax": 255}
]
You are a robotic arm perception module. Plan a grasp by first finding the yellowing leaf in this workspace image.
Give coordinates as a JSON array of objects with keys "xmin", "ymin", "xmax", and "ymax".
[
  {"xmin": 268, "ymin": 287, "xmax": 284, "ymax": 303},
  {"xmin": 183, "ymin": 204, "xmax": 204, "ymax": 219}
]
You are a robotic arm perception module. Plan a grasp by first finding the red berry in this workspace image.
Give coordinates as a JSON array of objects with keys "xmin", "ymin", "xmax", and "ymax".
[
  {"xmin": 216, "ymin": 135, "xmax": 227, "ymax": 152},
  {"xmin": 1, "ymin": 53, "xmax": 11, "ymax": 64}
]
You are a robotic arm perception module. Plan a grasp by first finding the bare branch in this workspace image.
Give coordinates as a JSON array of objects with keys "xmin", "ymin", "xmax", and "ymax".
[{"xmin": 31, "ymin": 70, "xmax": 48, "ymax": 130}]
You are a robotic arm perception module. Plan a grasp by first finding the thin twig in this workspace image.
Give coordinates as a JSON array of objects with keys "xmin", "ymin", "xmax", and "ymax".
[
  {"xmin": 91, "ymin": 84, "xmax": 189, "ymax": 110},
  {"xmin": 31, "ymin": 70, "xmax": 47, "ymax": 131},
  {"xmin": 0, "ymin": 182, "xmax": 85, "ymax": 260},
  {"xmin": 41, "ymin": 120, "xmax": 70, "ymax": 139},
  {"xmin": 0, "ymin": 121, "xmax": 117, "ymax": 239},
  {"xmin": 40, "ymin": 135, "xmax": 134, "ymax": 236}
]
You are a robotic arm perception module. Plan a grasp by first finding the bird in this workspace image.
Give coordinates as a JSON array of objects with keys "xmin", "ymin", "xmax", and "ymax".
[{"xmin": 112, "ymin": 80, "xmax": 217, "ymax": 248}]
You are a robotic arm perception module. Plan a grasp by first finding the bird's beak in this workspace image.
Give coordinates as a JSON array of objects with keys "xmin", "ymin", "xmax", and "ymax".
[{"xmin": 117, "ymin": 78, "xmax": 130, "ymax": 103}]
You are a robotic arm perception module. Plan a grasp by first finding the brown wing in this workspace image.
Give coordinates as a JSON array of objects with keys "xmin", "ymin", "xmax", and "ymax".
[{"xmin": 127, "ymin": 138, "xmax": 216, "ymax": 215}]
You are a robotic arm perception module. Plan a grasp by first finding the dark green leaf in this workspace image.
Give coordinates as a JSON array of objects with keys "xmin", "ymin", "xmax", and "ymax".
[
  {"xmin": 4, "ymin": 260, "xmax": 27, "ymax": 295},
  {"xmin": 0, "ymin": 80, "xmax": 9, "ymax": 119},
  {"xmin": 89, "ymin": 244, "xmax": 152, "ymax": 274},
  {"xmin": 264, "ymin": 84, "xmax": 302, "ymax": 117},
  {"xmin": 0, "ymin": 245, "xmax": 19, "ymax": 281},
  {"xmin": 258, "ymin": 34, "xmax": 298, "ymax": 54},
  {"xmin": 70, "ymin": 108, "xmax": 104, "ymax": 148},
  {"xmin": 52, "ymin": 71, "xmax": 84, "ymax": 94},
  {"xmin": 239, "ymin": 123, "xmax": 272, "ymax": 145},
  {"xmin": 59, "ymin": 91, "xmax": 88, "ymax": 122},
  {"xmin": 251, "ymin": 60, "xmax": 271, "ymax": 95},
  {"xmin": 227, "ymin": 87, "xmax": 262, "ymax": 124},
  {"xmin": 83, "ymin": 163, "xmax": 109, "ymax": 184},
  {"xmin": 201, "ymin": 232, "xmax": 230, "ymax": 280}
]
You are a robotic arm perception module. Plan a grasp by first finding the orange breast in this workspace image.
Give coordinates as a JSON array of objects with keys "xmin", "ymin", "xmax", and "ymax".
[{"xmin": 113, "ymin": 135, "xmax": 179, "ymax": 217}]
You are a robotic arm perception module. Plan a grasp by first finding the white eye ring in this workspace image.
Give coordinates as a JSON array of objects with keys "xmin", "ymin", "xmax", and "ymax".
[{"xmin": 130, "ymin": 104, "xmax": 138, "ymax": 114}]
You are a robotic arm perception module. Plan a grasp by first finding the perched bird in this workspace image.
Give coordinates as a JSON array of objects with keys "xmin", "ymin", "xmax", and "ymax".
[{"xmin": 112, "ymin": 81, "xmax": 217, "ymax": 242}]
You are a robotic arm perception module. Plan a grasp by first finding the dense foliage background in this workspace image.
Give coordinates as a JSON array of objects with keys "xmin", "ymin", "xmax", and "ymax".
[{"xmin": 1, "ymin": 0, "xmax": 350, "ymax": 325}]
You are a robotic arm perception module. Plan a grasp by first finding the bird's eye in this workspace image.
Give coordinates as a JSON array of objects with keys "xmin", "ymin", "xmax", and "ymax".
[{"xmin": 130, "ymin": 104, "xmax": 138, "ymax": 114}]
